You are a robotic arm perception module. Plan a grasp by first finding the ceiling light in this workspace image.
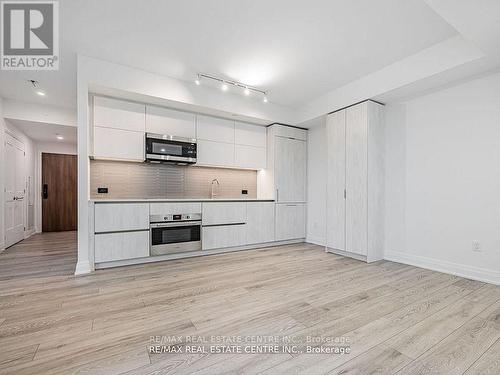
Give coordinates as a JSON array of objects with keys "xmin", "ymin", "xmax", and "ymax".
[
  {"xmin": 263, "ymin": 96, "xmax": 268, "ymax": 103},
  {"xmin": 194, "ymin": 79, "xmax": 200, "ymax": 85},
  {"xmin": 36, "ymin": 90, "xmax": 46, "ymax": 96},
  {"xmin": 221, "ymin": 82, "xmax": 228, "ymax": 91},
  {"xmin": 195, "ymin": 73, "xmax": 268, "ymax": 102},
  {"xmin": 56, "ymin": 134, "xmax": 63, "ymax": 140},
  {"xmin": 244, "ymin": 87, "xmax": 250, "ymax": 96}
]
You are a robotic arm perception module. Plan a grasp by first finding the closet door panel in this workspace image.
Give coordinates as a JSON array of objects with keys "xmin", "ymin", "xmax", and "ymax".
[
  {"xmin": 326, "ymin": 110, "xmax": 346, "ymax": 251},
  {"xmin": 345, "ymin": 103, "xmax": 368, "ymax": 256}
]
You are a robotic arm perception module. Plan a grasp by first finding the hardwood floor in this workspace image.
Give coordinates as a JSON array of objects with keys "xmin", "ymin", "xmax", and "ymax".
[{"xmin": 1, "ymin": 232, "xmax": 499, "ymax": 374}]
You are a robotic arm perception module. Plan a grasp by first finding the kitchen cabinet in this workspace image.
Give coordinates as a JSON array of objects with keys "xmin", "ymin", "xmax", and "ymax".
[
  {"xmin": 275, "ymin": 203, "xmax": 306, "ymax": 241},
  {"xmin": 95, "ymin": 231, "xmax": 149, "ymax": 262},
  {"xmin": 93, "ymin": 127, "xmax": 145, "ymax": 162},
  {"xmin": 234, "ymin": 144, "xmax": 266, "ymax": 169},
  {"xmin": 246, "ymin": 202, "xmax": 275, "ymax": 244},
  {"xmin": 92, "ymin": 96, "xmax": 146, "ymax": 161},
  {"xmin": 150, "ymin": 202, "xmax": 201, "ymax": 216},
  {"xmin": 196, "ymin": 115, "xmax": 235, "ymax": 143},
  {"xmin": 326, "ymin": 101, "xmax": 384, "ymax": 262},
  {"xmin": 275, "ymin": 136, "xmax": 307, "ymax": 203},
  {"xmin": 93, "ymin": 96, "xmax": 145, "ymax": 132},
  {"xmin": 94, "ymin": 203, "xmax": 149, "ymax": 233},
  {"xmin": 145, "ymin": 105, "xmax": 196, "ymax": 138},
  {"xmin": 235, "ymin": 122, "xmax": 266, "ymax": 147},
  {"xmin": 202, "ymin": 202, "xmax": 246, "ymax": 225},
  {"xmin": 202, "ymin": 224, "xmax": 246, "ymax": 250},
  {"xmin": 196, "ymin": 139, "xmax": 234, "ymax": 167}
]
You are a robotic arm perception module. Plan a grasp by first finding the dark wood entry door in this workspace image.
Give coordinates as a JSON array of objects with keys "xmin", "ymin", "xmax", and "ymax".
[{"xmin": 42, "ymin": 153, "xmax": 77, "ymax": 232}]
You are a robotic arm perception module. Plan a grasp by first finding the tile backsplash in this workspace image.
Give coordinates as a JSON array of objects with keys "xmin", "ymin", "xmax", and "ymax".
[{"xmin": 90, "ymin": 160, "xmax": 257, "ymax": 199}]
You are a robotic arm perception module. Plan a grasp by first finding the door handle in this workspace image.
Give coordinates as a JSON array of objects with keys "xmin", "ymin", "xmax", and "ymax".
[{"xmin": 43, "ymin": 184, "xmax": 48, "ymax": 199}]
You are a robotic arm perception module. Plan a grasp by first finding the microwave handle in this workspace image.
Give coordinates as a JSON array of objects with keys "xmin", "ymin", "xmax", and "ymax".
[{"xmin": 150, "ymin": 221, "xmax": 202, "ymax": 228}]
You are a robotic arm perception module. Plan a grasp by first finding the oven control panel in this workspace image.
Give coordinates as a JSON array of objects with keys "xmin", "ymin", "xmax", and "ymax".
[{"xmin": 150, "ymin": 213, "xmax": 202, "ymax": 223}]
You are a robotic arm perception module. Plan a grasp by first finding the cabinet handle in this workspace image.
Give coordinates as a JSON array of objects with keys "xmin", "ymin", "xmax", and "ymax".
[
  {"xmin": 286, "ymin": 204, "xmax": 297, "ymax": 207},
  {"xmin": 344, "ymin": 189, "xmax": 346, "ymax": 199},
  {"xmin": 276, "ymin": 189, "xmax": 279, "ymax": 202}
]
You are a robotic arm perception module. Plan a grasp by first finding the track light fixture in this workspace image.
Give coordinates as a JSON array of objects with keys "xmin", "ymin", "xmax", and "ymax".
[{"xmin": 195, "ymin": 73, "xmax": 268, "ymax": 102}]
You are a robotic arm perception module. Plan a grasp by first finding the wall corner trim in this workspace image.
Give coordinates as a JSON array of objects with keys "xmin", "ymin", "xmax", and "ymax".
[
  {"xmin": 385, "ymin": 250, "xmax": 500, "ymax": 286},
  {"xmin": 74, "ymin": 260, "xmax": 93, "ymax": 275}
]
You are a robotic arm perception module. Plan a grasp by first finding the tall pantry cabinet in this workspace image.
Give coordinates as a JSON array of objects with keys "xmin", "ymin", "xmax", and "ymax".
[{"xmin": 326, "ymin": 101, "xmax": 384, "ymax": 262}]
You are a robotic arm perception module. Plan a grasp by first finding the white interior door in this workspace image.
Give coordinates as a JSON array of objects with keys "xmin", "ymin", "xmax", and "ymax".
[
  {"xmin": 345, "ymin": 104, "xmax": 368, "ymax": 256},
  {"xmin": 4, "ymin": 133, "xmax": 25, "ymax": 248},
  {"xmin": 275, "ymin": 137, "xmax": 307, "ymax": 202},
  {"xmin": 326, "ymin": 110, "xmax": 346, "ymax": 251}
]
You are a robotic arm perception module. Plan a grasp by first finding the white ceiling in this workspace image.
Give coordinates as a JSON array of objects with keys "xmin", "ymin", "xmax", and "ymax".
[
  {"xmin": 0, "ymin": 0, "xmax": 457, "ymax": 110},
  {"xmin": 6, "ymin": 119, "xmax": 77, "ymax": 144}
]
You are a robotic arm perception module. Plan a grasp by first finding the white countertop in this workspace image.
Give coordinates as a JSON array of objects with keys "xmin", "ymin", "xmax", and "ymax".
[{"xmin": 91, "ymin": 198, "xmax": 275, "ymax": 203}]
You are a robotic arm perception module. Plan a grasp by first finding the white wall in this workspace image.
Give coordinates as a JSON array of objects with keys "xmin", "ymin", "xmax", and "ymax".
[
  {"xmin": 385, "ymin": 71, "xmax": 500, "ymax": 285},
  {"xmin": 306, "ymin": 117, "xmax": 327, "ymax": 246}
]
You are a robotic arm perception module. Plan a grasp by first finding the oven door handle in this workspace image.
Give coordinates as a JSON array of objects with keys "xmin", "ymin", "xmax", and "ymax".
[{"xmin": 150, "ymin": 221, "xmax": 202, "ymax": 229}]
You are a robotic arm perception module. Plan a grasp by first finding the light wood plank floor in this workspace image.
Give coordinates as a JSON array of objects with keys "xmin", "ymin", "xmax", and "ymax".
[{"xmin": 1, "ymin": 232, "xmax": 499, "ymax": 374}]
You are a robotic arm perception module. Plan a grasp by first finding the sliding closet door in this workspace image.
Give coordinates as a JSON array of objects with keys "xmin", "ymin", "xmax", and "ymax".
[
  {"xmin": 326, "ymin": 110, "xmax": 346, "ymax": 251},
  {"xmin": 345, "ymin": 103, "xmax": 368, "ymax": 256}
]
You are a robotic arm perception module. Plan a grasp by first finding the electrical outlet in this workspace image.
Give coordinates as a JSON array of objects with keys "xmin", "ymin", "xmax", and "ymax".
[{"xmin": 472, "ymin": 240, "xmax": 481, "ymax": 252}]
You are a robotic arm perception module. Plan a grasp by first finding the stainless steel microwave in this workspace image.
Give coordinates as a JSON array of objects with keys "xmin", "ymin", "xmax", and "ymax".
[{"xmin": 145, "ymin": 133, "xmax": 197, "ymax": 165}]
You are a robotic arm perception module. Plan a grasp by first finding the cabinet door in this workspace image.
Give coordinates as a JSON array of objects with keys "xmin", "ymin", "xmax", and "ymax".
[
  {"xmin": 275, "ymin": 137, "xmax": 306, "ymax": 202},
  {"xmin": 93, "ymin": 96, "xmax": 145, "ymax": 132},
  {"xmin": 93, "ymin": 127, "xmax": 144, "ymax": 161},
  {"xmin": 326, "ymin": 110, "xmax": 346, "ymax": 251},
  {"xmin": 234, "ymin": 145, "xmax": 266, "ymax": 169},
  {"xmin": 145, "ymin": 106, "xmax": 196, "ymax": 138},
  {"xmin": 95, "ymin": 231, "xmax": 149, "ymax": 262},
  {"xmin": 196, "ymin": 140, "xmax": 234, "ymax": 167},
  {"xmin": 202, "ymin": 224, "xmax": 246, "ymax": 250},
  {"xmin": 95, "ymin": 203, "xmax": 149, "ymax": 233},
  {"xmin": 275, "ymin": 203, "xmax": 306, "ymax": 241},
  {"xmin": 345, "ymin": 103, "xmax": 368, "ymax": 256},
  {"xmin": 150, "ymin": 202, "xmax": 201, "ymax": 216},
  {"xmin": 202, "ymin": 202, "xmax": 246, "ymax": 225},
  {"xmin": 246, "ymin": 202, "xmax": 275, "ymax": 244},
  {"xmin": 235, "ymin": 122, "xmax": 266, "ymax": 147},
  {"xmin": 196, "ymin": 115, "xmax": 234, "ymax": 143},
  {"xmin": 273, "ymin": 125, "xmax": 307, "ymax": 141}
]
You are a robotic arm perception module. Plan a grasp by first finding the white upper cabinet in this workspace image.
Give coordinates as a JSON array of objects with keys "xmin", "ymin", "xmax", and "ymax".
[
  {"xmin": 196, "ymin": 140, "xmax": 234, "ymax": 167},
  {"xmin": 273, "ymin": 125, "xmax": 307, "ymax": 141},
  {"xmin": 235, "ymin": 122, "xmax": 266, "ymax": 148},
  {"xmin": 234, "ymin": 144, "xmax": 266, "ymax": 169},
  {"xmin": 93, "ymin": 96, "xmax": 145, "ymax": 132},
  {"xmin": 145, "ymin": 106, "xmax": 196, "ymax": 138},
  {"xmin": 93, "ymin": 127, "xmax": 145, "ymax": 161},
  {"xmin": 196, "ymin": 115, "xmax": 235, "ymax": 143}
]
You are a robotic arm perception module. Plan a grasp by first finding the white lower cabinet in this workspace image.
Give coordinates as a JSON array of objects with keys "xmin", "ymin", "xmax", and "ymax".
[
  {"xmin": 246, "ymin": 202, "xmax": 275, "ymax": 244},
  {"xmin": 202, "ymin": 224, "xmax": 246, "ymax": 250},
  {"xmin": 275, "ymin": 203, "xmax": 306, "ymax": 241},
  {"xmin": 95, "ymin": 231, "xmax": 149, "ymax": 262},
  {"xmin": 202, "ymin": 202, "xmax": 246, "ymax": 225},
  {"xmin": 95, "ymin": 203, "xmax": 149, "ymax": 233}
]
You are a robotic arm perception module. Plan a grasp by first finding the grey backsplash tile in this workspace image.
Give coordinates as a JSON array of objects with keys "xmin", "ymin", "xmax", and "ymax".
[{"xmin": 90, "ymin": 160, "xmax": 257, "ymax": 199}]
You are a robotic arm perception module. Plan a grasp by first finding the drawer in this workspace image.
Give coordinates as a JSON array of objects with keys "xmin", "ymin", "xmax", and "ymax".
[
  {"xmin": 150, "ymin": 202, "xmax": 202, "ymax": 216},
  {"xmin": 202, "ymin": 224, "xmax": 246, "ymax": 250},
  {"xmin": 95, "ymin": 203, "xmax": 149, "ymax": 232},
  {"xmin": 202, "ymin": 202, "xmax": 246, "ymax": 225},
  {"xmin": 95, "ymin": 231, "xmax": 149, "ymax": 262}
]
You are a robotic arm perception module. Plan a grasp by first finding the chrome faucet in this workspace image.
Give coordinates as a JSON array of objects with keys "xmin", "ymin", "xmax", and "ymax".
[{"xmin": 210, "ymin": 178, "xmax": 220, "ymax": 199}]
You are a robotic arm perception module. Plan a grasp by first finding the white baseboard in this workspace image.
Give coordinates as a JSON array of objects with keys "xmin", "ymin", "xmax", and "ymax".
[
  {"xmin": 305, "ymin": 235, "xmax": 325, "ymax": 246},
  {"xmin": 385, "ymin": 251, "xmax": 500, "ymax": 286},
  {"xmin": 74, "ymin": 260, "xmax": 93, "ymax": 275}
]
